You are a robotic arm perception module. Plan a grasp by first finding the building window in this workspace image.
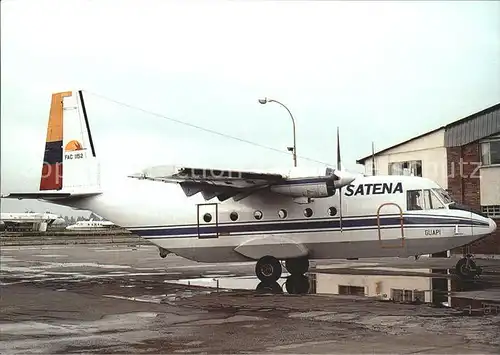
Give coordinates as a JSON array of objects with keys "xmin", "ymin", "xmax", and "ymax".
[
  {"xmin": 481, "ymin": 139, "xmax": 500, "ymax": 166},
  {"xmin": 481, "ymin": 205, "xmax": 500, "ymax": 218},
  {"xmin": 389, "ymin": 160, "xmax": 422, "ymax": 177}
]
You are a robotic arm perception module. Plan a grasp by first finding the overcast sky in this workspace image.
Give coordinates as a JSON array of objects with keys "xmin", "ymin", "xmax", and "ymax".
[{"xmin": 1, "ymin": 0, "xmax": 499, "ymax": 216}]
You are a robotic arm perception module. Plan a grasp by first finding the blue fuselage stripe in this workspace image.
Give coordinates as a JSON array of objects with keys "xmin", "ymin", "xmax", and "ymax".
[{"xmin": 130, "ymin": 215, "xmax": 488, "ymax": 238}]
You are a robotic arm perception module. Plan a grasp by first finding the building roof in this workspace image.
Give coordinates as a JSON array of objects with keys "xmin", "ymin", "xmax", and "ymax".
[
  {"xmin": 356, "ymin": 126, "xmax": 445, "ymax": 165},
  {"xmin": 444, "ymin": 102, "xmax": 500, "ymax": 147},
  {"xmin": 357, "ymin": 102, "xmax": 500, "ymax": 165}
]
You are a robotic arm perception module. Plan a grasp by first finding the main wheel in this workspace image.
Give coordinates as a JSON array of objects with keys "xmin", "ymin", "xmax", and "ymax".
[
  {"xmin": 255, "ymin": 256, "xmax": 282, "ymax": 282},
  {"xmin": 285, "ymin": 257, "xmax": 309, "ymax": 275},
  {"xmin": 455, "ymin": 257, "xmax": 478, "ymax": 279}
]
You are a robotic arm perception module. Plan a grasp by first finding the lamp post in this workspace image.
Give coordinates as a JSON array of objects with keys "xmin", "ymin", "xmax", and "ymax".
[{"xmin": 258, "ymin": 97, "xmax": 297, "ymax": 167}]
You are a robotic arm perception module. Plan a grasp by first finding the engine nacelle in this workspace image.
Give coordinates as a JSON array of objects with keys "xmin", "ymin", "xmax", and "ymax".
[{"xmin": 270, "ymin": 179, "xmax": 335, "ymax": 198}]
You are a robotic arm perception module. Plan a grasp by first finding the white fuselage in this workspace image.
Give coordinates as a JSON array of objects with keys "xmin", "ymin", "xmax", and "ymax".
[
  {"xmin": 57, "ymin": 174, "xmax": 496, "ymax": 263},
  {"xmin": 0, "ymin": 212, "xmax": 59, "ymax": 224},
  {"xmin": 0, "ymin": 212, "xmax": 60, "ymax": 232},
  {"xmin": 66, "ymin": 220, "xmax": 115, "ymax": 231}
]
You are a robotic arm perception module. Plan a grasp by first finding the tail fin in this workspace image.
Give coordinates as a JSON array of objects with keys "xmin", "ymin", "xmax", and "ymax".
[{"xmin": 39, "ymin": 90, "xmax": 100, "ymax": 194}]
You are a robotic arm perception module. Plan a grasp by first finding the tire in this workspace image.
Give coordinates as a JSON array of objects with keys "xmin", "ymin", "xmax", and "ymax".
[
  {"xmin": 255, "ymin": 256, "xmax": 282, "ymax": 282},
  {"xmin": 285, "ymin": 257, "xmax": 309, "ymax": 275}
]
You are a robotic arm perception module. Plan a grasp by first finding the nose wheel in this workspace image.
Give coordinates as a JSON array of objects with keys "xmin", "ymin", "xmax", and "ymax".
[{"xmin": 455, "ymin": 254, "xmax": 482, "ymax": 279}]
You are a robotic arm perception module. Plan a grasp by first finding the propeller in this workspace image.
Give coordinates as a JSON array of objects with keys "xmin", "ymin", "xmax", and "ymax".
[
  {"xmin": 337, "ymin": 127, "xmax": 343, "ymax": 232},
  {"xmin": 324, "ymin": 127, "xmax": 355, "ymax": 232}
]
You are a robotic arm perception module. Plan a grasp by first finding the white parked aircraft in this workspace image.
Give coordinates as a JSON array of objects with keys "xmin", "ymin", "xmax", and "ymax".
[
  {"xmin": 2, "ymin": 90, "xmax": 496, "ymax": 289},
  {"xmin": 0, "ymin": 212, "xmax": 62, "ymax": 232},
  {"xmin": 66, "ymin": 219, "xmax": 115, "ymax": 231}
]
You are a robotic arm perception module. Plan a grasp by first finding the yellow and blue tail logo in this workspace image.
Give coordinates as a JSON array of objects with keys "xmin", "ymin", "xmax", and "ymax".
[{"xmin": 40, "ymin": 91, "xmax": 72, "ymax": 191}]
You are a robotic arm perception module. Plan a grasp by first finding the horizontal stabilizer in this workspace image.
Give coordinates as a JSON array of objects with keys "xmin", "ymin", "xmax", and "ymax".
[{"xmin": 2, "ymin": 191, "xmax": 101, "ymax": 201}]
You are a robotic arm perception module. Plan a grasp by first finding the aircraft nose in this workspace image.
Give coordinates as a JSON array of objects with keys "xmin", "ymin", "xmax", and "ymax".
[{"xmin": 489, "ymin": 218, "xmax": 497, "ymax": 234}]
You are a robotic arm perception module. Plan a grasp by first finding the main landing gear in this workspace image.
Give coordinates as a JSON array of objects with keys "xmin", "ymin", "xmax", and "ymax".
[
  {"xmin": 455, "ymin": 254, "xmax": 482, "ymax": 280},
  {"xmin": 255, "ymin": 255, "xmax": 310, "ymax": 294}
]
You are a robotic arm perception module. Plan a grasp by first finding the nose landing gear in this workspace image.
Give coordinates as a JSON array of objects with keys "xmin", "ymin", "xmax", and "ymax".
[{"xmin": 455, "ymin": 254, "xmax": 482, "ymax": 279}]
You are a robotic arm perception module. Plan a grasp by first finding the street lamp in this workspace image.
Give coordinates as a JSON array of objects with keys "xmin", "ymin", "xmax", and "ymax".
[{"xmin": 258, "ymin": 97, "xmax": 297, "ymax": 167}]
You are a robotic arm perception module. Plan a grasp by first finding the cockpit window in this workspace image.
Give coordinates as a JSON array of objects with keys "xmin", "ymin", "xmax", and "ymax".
[
  {"xmin": 409, "ymin": 189, "xmax": 446, "ymax": 210},
  {"xmin": 432, "ymin": 188, "xmax": 453, "ymax": 204},
  {"xmin": 430, "ymin": 190, "xmax": 445, "ymax": 209},
  {"xmin": 422, "ymin": 189, "xmax": 446, "ymax": 209},
  {"xmin": 407, "ymin": 190, "xmax": 423, "ymax": 210},
  {"xmin": 423, "ymin": 190, "xmax": 432, "ymax": 209}
]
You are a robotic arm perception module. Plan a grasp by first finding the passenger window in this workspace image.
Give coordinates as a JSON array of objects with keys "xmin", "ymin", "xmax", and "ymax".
[
  {"xmin": 407, "ymin": 190, "xmax": 423, "ymax": 210},
  {"xmin": 254, "ymin": 210, "xmax": 263, "ymax": 220},
  {"xmin": 203, "ymin": 213, "xmax": 212, "ymax": 223},
  {"xmin": 304, "ymin": 208, "xmax": 313, "ymax": 218},
  {"xmin": 278, "ymin": 209, "xmax": 288, "ymax": 219},
  {"xmin": 328, "ymin": 207, "xmax": 337, "ymax": 216},
  {"xmin": 229, "ymin": 212, "xmax": 238, "ymax": 221}
]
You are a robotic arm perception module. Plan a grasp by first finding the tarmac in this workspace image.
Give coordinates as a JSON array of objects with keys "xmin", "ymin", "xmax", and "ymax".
[{"xmin": 1, "ymin": 243, "xmax": 500, "ymax": 354}]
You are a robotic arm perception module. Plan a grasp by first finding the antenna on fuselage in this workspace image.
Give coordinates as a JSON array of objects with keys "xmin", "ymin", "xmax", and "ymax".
[
  {"xmin": 337, "ymin": 127, "xmax": 343, "ymax": 232},
  {"xmin": 372, "ymin": 141, "xmax": 376, "ymax": 176}
]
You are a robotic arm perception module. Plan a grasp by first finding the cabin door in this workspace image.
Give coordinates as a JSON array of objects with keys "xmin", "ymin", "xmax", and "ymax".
[
  {"xmin": 196, "ymin": 203, "xmax": 219, "ymax": 239},
  {"xmin": 376, "ymin": 202, "xmax": 405, "ymax": 249}
]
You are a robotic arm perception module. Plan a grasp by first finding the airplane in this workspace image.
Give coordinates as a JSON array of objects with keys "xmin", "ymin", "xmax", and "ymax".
[
  {"xmin": 66, "ymin": 218, "xmax": 115, "ymax": 231},
  {"xmin": 0, "ymin": 212, "xmax": 62, "ymax": 232},
  {"xmin": 2, "ymin": 90, "xmax": 496, "ymax": 292}
]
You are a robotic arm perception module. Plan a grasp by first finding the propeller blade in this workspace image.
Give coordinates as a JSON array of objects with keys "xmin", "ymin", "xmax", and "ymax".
[
  {"xmin": 337, "ymin": 126, "xmax": 343, "ymax": 232},
  {"xmin": 337, "ymin": 126, "xmax": 341, "ymax": 171}
]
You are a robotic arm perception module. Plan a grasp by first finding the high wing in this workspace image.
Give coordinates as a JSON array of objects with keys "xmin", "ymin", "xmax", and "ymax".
[
  {"xmin": 128, "ymin": 165, "xmax": 286, "ymax": 202},
  {"xmin": 128, "ymin": 165, "xmax": 357, "ymax": 202}
]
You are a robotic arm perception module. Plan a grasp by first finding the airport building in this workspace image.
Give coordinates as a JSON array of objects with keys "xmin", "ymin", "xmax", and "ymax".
[{"xmin": 357, "ymin": 103, "xmax": 500, "ymax": 255}]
